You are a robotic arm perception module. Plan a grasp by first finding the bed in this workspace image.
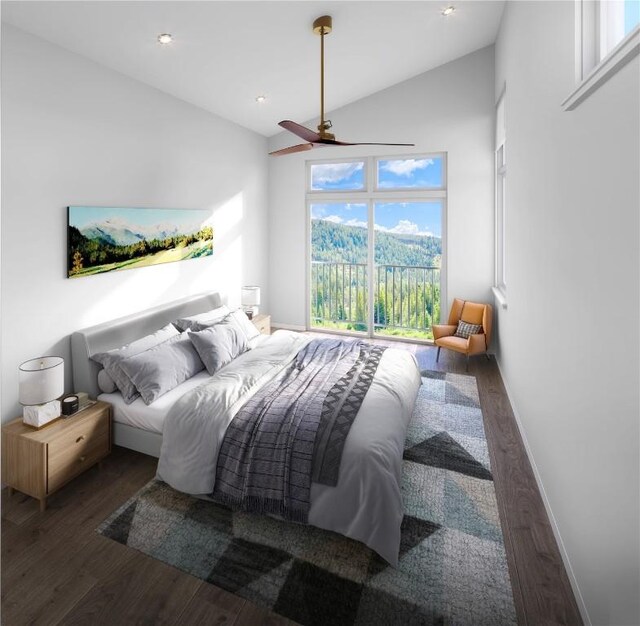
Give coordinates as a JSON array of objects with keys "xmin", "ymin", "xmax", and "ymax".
[{"xmin": 72, "ymin": 292, "xmax": 421, "ymax": 564}]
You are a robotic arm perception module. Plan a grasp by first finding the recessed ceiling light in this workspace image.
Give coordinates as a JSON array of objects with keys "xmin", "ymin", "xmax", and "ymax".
[
  {"xmin": 441, "ymin": 6, "xmax": 456, "ymax": 16},
  {"xmin": 157, "ymin": 33, "xmax": 173, "ymax": 45},
  {"xmin": 255, "ymin": 95, "xmax": 267, "ymax": 103}
]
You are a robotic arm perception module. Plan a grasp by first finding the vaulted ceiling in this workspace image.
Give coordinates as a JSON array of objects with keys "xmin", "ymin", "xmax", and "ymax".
[{"xmin": 2, "ymin": 1, "xmax": 505, "ymax": 136}]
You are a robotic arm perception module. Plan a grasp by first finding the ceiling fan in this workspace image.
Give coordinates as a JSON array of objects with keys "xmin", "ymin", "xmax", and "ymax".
[{"xmin": 270, "ymin": 15, "xmax": 414, "ymax": 156}]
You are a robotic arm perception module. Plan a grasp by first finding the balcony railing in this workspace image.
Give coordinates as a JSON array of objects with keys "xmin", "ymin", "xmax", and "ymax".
[{"xmin": 310, "ymin": 261, "xmax": 441, "ymax": 338}]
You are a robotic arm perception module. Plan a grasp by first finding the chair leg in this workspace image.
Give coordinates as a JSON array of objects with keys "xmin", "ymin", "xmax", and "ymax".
[
  {"xmin": 486, "ymin": 353, "xmax": 490, "ymax": 361},
  {"xmin": 466, "ymin": 354, "xmax": 470, "ymax": 372},
  {"xmin": 436, "ymin": 346, "xmax": 441, "ymax": 362}
]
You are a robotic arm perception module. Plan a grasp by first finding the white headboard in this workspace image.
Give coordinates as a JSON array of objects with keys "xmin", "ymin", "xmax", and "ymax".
[{"xmin": 71, "ymin": 291, "xmax": 223, "ymax": 399}]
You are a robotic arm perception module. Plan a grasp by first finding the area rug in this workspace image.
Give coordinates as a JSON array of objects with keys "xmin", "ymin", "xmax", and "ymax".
[{"xmin": 98, "ymin": 371, "xmax": 517, "ymax": 625}]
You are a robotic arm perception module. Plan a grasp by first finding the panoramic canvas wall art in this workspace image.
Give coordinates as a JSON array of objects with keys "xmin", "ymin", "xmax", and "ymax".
[{"xmin": 67, "ymin": 206, "xmax": 213, "ymax": 278}]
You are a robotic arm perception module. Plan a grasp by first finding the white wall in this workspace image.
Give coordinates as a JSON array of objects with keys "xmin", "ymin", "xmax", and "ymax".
[
  {"xmin": 1, "ymin": 24, "xmax": 269, "ymax": 422},
  {"xmin": 268, "ymin": 46, "xmax": 495, "ymax": 330},
  {"xmin": 494, "ymin": 3, "xmax": 639, "ymax": 624}
]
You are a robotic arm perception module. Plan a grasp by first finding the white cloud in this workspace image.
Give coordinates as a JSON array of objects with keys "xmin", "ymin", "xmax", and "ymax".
[
  {"xmin": 380, "ymin": 158, "xmax": 434, "ymax": 177},
  {"xmin": 375, "ymin": 220, "xmax": 437, "ymax": 237},
  {"xmin": 322, "ymin": 215, "xmax": 344, "ymax": 224},
  {"xmin": 311, "ymin": 162, "xmax": 364, "ymax": 184},
  {"xmin": 345, "ymin": 219, "xmax": 367, "ymax": 229}
]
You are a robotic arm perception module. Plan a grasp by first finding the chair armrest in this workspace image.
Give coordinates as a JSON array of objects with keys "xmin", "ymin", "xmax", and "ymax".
[
  {"xmin": 433, "ymin": 324, "xmax": 458, "ymax": 340},
  {"xmin": 468, "ymin": 333, "xmax": 487, "ymax": 355}
]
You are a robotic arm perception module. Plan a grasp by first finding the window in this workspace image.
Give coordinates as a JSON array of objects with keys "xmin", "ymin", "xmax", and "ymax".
[
  {"xmin": 599, "ymin": 0, "xmax": 640, "ymax": 59},
  {"xmin": 494, "ymin": 92, "xmax": 507, "ymax": 305},
  {"xmin": 563, "ymin": 0, "xmax": 640, "ymax": 110},
  {"xmin": 307, "ymin": 155, "xmax": 447, "ymax": 340},
  {"xmin": 309, "ymin": 160, "xmax": 366, "ymax": 191},
  {"xmin": 376, "ymin": 156, "xmax": 445, "ymax": 190}
]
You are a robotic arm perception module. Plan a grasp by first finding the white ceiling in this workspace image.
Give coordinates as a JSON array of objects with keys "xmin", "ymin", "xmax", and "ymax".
[{"xmin": 2, "ymin": 1, "xmax": 505, "ymax": 137}]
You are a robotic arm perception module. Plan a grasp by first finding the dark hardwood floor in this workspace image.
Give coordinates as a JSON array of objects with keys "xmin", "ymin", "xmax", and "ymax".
[{"xmin": 1, "ymin": 339, "xmax": 583, "ymax": 625}]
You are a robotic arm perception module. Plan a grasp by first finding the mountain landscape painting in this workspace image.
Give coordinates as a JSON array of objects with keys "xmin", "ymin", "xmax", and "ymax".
[{"xmin": 67, "ymin": 206, "xmax": 213, "ymax": 278}]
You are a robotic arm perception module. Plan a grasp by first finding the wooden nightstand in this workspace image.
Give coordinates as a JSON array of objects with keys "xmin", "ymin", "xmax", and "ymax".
[
  {"xmin": 252, "ymin": 313, "xmax": 271, "ymax": 335},
  {"xmin": 2, "ymin": 401, "xmax": 112, "ymax": 511}
]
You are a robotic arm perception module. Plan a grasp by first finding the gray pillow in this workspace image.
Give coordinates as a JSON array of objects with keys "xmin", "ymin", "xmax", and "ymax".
[
  {"xmin": 174, "ymin": 305, "xmax": 230, "ymax": 332},
  {"xmin": 97, "ymin": 369, "xmax": 117, "ymax": 394},
  {"xmin": 92, "ymin": 323, "xmax": 179, "ymax": 404},
  {"xmin": 189, "ymin": 320, "xmax": 248, "ymax": 375},
  {"xmin": 119, "ymin": 333, "xmax": 205, "ymax": 405},
  {"xmin": 193, "ymin": 309, "xmax": 260, "ymax": 342}
]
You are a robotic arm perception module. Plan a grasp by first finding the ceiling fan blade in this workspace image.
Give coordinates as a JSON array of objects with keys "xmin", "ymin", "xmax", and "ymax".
[
  {"xmin": 269, "ymin": 143, "xmax": 316, "ymax": 157},
  {"xmin": 279, "ymin": 120, "xmax": 321, "ymax": 143},
  {"xmin": 324, "ymin": 140, "xmax": 416, "ymax": 147}
]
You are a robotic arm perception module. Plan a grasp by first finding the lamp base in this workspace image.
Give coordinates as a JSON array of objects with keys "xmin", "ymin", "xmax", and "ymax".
[
  {"xmin": 23, "ymin": 400, "xmax": 61, "ymax": 428},
  {"xmin": 242, "ymin": 305, "xmax": 259, "ymax": 319}
]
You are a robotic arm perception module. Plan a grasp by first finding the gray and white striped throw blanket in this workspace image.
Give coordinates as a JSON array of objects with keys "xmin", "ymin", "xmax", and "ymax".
[{"xmin": 213, "ymin": 338, "xmax": 386, "ymax": 522}]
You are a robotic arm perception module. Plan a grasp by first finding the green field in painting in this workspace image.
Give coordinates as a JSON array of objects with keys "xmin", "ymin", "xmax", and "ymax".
[{"xmin": 70, "ymin": 239, "xmax": 211, "ymax": 278}]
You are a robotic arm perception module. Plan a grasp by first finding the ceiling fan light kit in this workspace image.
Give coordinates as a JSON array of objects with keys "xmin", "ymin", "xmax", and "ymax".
[{"xmin": 270, "ymin": 15, "xmax": 414, "ymax": 156}]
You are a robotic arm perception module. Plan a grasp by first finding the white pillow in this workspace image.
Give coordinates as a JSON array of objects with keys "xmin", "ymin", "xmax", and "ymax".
[
  {"xmin": 174, "ymin": 305, "xmax": 230, "ymax": 332},
  {"xmin": 228, "ymin": 309, "xmax": 261, "ymax": 341}
]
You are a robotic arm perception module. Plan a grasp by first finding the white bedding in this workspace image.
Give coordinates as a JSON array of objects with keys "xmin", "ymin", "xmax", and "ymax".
[
  {"xmin": 99, "ymin": 370, "xmax": 211, "ymax": 434},
  {"xmin": 157, "ymin": 330, "xmax": 421, "ymax": 565},
  {"xmin": 98, "ymin": 334, "xmax": 269, "ymax": 433}
]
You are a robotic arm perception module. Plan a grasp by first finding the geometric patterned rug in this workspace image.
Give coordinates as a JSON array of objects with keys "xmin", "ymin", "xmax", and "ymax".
[{"xmin": 98, "ymin": 370, "xmax": 517, "ymax": 625}]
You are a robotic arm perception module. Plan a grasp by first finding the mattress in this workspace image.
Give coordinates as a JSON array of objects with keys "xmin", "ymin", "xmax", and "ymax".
[
  {"xmin": 99, "ymin": 370, "xmax": 212, "ymax": 434},
  {"xmin": 99, "ymin": 334, "xmax": 270, "ymax": 434}
]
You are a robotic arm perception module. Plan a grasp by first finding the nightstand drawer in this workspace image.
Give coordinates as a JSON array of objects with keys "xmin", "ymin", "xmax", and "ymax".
[
  {"xmin": 48, "ymin": 412, "xmax": 109, "ymax": 461},
  {"xmin": 48, "ymin": 431, "xmax": 110, "ymax": 493}
]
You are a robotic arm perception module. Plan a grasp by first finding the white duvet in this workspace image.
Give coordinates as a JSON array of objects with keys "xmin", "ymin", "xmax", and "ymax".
[{"xmin": 157, "ymin": 330, "xmax": 421, "ymax": 565}]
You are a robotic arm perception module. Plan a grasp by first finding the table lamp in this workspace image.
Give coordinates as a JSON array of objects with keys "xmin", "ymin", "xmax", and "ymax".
[
  {"xmin": 241, "ymin": 285, "xmax": 261, "ymax": 319},
  {"xmin": 19, "ymin": 356, "xmax": 64, "ymax": 428}
]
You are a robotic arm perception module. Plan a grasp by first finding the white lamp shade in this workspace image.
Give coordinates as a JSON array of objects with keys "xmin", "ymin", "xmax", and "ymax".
[
  {"xmin": 19, "ymin": 356, "xmax": 64, "ymax": 405},
  {"xmin": 241, "ymin": 286, "xmax": 261, "ymax": 307}
]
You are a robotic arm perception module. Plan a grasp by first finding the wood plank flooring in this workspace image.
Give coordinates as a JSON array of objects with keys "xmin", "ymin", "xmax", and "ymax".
[{"xmin": 1, "ymin": 339, "xmax": 583, "ymax": 625}]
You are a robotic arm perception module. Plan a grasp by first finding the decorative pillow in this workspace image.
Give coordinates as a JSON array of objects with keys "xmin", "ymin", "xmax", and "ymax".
[
  {"xmin": 455, "ymin": 320, "xmax": 483, "ymax": 339},
  {"xmin": 228, "ymin": 309, "xmax": 261, "ymax": 341},
  {"xmin": 174, "ymin": 305, "xmax": 230, "ymax": 332},
  {"xmin": 188, "ymin": 319, "xmax": 248, "ymax": 376},
  {"xmin": 119, "ymin": 333, "xmax": 205, "ymax": 405},
  {"xmin": 97, "ymin": 369, "xmax": 117, "ymax": 394},
  {"xmin": 92, "ymin": 323, "xmax": 179, "ymax": 404}
]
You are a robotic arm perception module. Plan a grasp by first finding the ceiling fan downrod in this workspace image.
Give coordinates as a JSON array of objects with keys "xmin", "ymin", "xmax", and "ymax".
[{"xmin": 313, "ymin": 15, "xmax": 334, "ymax": 141}]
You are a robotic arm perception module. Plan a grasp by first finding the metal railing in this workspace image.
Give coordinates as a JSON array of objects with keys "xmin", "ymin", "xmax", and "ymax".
[{"xmin": 310, "ymin": 261, "xmax": 441, "ymax": 335}]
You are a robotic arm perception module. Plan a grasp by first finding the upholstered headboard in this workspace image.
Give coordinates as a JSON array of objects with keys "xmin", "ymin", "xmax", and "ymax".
[{"xmin": 71, "ymin": 292, "xmax": 223, "ymax": 399}]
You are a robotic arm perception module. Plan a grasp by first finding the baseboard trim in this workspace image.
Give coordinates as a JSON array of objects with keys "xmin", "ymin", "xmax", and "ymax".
[
  {"xmin": 272, "ymin": 322, "xmax": 306, "ymax": 332},
  {"xmin": 494, "ymin": 357, "xmax": 592, "ymax": 626}
]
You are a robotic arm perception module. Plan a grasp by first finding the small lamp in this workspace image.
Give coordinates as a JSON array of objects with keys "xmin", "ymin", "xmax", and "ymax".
[
  {"xmin": 19, "ymin": 356, "xmax": 64, "ymax": 428},
  {"xmin": 241, "ymin": 285, "xmax": 261, "ymax": 319}
]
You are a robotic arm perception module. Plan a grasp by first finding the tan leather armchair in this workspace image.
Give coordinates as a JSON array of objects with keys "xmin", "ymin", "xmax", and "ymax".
[{"xmin": 433, "ymin": 299, "xmax": 493, "ymax": 370}]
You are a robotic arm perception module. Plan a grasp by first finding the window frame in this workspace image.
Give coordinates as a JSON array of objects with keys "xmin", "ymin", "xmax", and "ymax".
[
  {"xmin": 373, "ymin": 154, "xmax": 447, "ymax": 192},
  {"xmin": 563, "ymin": 0, "xmax": 640, "ymax": 111},
  {"xmin": 494, "ymin": 90, "xmax": 508, "ymax": 309},
  {"xmin": 306, "ymin": 153, "xmax": 448, "ymax": 339},
  {"xmin": 306, "ymin": 157, "xmax": 368, "ymax": 194}
]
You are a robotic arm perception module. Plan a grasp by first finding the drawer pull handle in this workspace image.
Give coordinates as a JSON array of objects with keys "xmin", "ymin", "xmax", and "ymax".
[
  {"xmin": 78, "ymin": 456, "xmax": 86, "ymax": 463},
  {"xmin": 76, "ymin": 435, "xmax": 85, "ymax": 443}
]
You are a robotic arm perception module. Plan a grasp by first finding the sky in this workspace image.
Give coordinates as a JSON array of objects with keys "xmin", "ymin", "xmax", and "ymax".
[
  {"xmin": 311, "ymin": 201, "xmax": 442, "ymax": 238},
  {"xmin": 310, "ymin": 157, "xmax": 443, "ymax": 191},
  {"xmin": 626, "ymin": 0, "xmax": 640, "ymax": 34},
  {"xmin": 69, "ymin": 206, "xmax": 211, "ymax": 231}
]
